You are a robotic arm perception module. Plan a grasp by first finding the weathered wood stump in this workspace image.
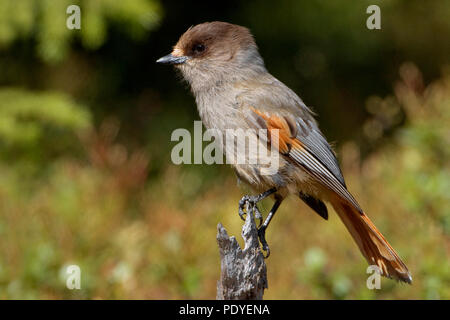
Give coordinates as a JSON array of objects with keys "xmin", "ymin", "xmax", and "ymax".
[{"xmin": 216, "ymin": 205, "xmax": 268, "ymax": 300}]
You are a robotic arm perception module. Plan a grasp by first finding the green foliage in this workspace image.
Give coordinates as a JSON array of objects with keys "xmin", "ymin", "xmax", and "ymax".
[
  {"xmin": 0, "ymin": 0, "xmax": 162, "ymax": 63},
  {"xmin": 0, "ymin": 88, "xmax": 90, "ymax": 144},
  {"xmin": 0, "ymin": 88, "xmax": 91, "ymax": 167}
]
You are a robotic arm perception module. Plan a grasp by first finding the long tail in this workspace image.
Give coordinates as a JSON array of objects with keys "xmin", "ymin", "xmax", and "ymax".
[{"xmin": 331, "ymin": 198, "xmax": 412, "ymax": 283}]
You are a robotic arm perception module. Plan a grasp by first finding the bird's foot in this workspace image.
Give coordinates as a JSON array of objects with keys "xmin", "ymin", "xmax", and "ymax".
[{"xmin": 238, "ymin": 194, "xmax": 263, "ymax": 227}]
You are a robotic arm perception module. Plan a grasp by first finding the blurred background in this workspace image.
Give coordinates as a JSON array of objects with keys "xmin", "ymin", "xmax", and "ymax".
[{"xmin": 0, "ymin": 0, "xmax": 449, "ymax": 299}]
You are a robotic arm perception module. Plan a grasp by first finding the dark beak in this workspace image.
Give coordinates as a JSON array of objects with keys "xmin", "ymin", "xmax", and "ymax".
[{"xmin": 156, "ymin": 54, "xmax": 188, "ymax": 65}]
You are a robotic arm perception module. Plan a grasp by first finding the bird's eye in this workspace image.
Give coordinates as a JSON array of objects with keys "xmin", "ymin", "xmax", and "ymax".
[{"xmin": 193, "ymin": 44, "xmax": 205, "ymax": 53}]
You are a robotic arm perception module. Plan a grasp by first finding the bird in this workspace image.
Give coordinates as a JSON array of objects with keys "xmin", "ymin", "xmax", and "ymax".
[{"xmin": 156, "ymin": 21, "xmax": 412, "ymax": 283}]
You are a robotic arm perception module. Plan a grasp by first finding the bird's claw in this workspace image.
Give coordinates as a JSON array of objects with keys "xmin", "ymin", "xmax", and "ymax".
[
  {"xmin": 238, "ymin": 195, "xmax": 263, "ymax": 226},
  {"xmin": 239, "ymin": 194, "xmax": 269, "ymax": 257},
  {"xmin": 238, "ymin": 197, "xmax": 248, "ymax": 221}
]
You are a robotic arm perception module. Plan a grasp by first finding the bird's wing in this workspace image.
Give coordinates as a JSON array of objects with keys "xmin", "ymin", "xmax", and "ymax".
[{"xmin": 238, "ymin": 82, "xmax": 362, "ymax": 212}]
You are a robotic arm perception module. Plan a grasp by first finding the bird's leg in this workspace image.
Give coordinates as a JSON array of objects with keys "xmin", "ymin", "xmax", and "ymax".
[
  {"xmin": 238, "ymin": 188, "xmax": 277, "ymax": 226},
  {"xmin": 258, "ymin": 198, "xmax": 282, "ymax": 258}
]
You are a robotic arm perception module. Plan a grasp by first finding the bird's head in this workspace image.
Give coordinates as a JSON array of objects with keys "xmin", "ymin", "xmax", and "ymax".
[{"xmin": 157, "ymin": 21, "xmax": 266, "ymax": 93}]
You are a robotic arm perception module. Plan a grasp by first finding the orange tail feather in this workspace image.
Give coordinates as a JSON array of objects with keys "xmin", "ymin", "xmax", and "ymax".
[{"xmin": 331, "ymin": 199, "xmax": 412, "ymax": 283}]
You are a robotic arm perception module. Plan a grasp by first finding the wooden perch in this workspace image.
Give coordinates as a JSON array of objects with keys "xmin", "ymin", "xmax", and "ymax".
[{"xmin": 216, "ymin": 205, "xmax": 268, "ymax": 300}]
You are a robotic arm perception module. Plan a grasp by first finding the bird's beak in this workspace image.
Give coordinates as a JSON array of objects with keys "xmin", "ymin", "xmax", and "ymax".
[{"xmin": 156, "ymin": 54, "xmax": 188, "ymax": 65}]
